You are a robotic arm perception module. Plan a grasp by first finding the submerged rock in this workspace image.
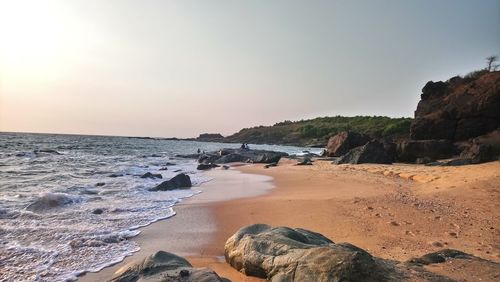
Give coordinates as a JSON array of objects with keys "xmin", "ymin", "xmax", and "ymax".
[
  {"xmin": 26, "ymin": 193, "xmax": 77, "ymax": 212},
  {"xmin": 149, "ymin": 173, "xmax": 192, "ymax": 191},
  {"xmin": 140, "ymin": 172, "xmax": 163, "ymax": 179},
  {"xmin": 109, "ymin": 251, "xmax": 224, "ymax": 282},
  {"xmin": 182, "ymin": 148, "xmax": 288, "ymax": 164}
]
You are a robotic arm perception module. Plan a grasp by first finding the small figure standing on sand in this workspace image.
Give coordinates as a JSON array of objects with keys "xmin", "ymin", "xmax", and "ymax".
[
  {"xmin": 240, "ymin": 143, "xmax": 246, "ymax": 149},
  {"xmin": 197, "ymin": 148, "xmax": 201, "ymax": 154}
]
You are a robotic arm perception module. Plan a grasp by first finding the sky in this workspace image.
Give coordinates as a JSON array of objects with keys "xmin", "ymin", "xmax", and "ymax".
[{"xmin": 0, "ymin": 0, "xmax": 499, "ymax": 138}]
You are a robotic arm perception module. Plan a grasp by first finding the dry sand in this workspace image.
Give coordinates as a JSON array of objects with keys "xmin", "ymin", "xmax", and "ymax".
[{"xmin": 80, "ymin": 159, "xmax": 500, "ymax": 281}]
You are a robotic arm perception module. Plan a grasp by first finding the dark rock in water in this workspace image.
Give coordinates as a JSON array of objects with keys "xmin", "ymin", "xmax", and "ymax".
[
  {"xmin": 140, "ymin": 172, "xmax": 163, "ymax": 179},
  {"xmin": 197, "ymin": 163, "xmax": 219, "ymax": 170},
  {"xmin": 92, "ymin": 208, "xmax": 104, "ymax": 215},
  {"xmin": 224, "ymin": 224, "xmax": 456, "ymax": 281},
  {"xmin": 325, "ymin": 131, "xmax": 371, "ymax": 157},
  {"xmin": 109, "ymin": 250, "xmax": 224, "ymax": 282},
  {"xmin": 411, "ymin": 71, "xmax": 500, "ymax": 141},
  {"xmin": 175, "ymin": 153, "xmax": 201, "ymax": 159},
  {"xmin": 460, "ymin": 140, "xmax": 493, "ymax": 164},
  {"xmin": 95, "ymin": 182, "xmax": 106, "ymax": 187},
  {"xmin": 222, "ymin": 165, "xmax": 230, "ymax": 170},
  {"xmin": 34, "ymin": 149, "xmax": 62, "ymax": 155},
  {"xmin": 214, "ymin": 153, "xmax": 248, "ymax": 164},
  {"xmin": 165, "ymin": 162, "xmax": 176, "ymax": 166},
  {"xmin": 196, "ymin": 149, "xmax": 288, "ymax": 164},
  {"xmin": 149, "ymin": 173, "xmax": 192, "ymax": 191},
  {"xmin": 333, "ymin": 141, "xmax": 392, "ymax": 164},
  {"xmin": 296, "ymin": 156, "xmax": 313, "ymax": 165},
  {"xmin": 26, "ymin": 193, "xmax": 76, "ymax": 212},
  {"xmin": 173, "ymin": 169, "xmax": 182, "ymax": 173},
  {"xmin": 109, "ymin": 173, "xmax": 124, "ymax": 178},
  {"xmin": 396, "ymin": 140, "xmax": 455, "ymax": 163},
  {"xmin": 159, "ymin": 167, "xmax": 168, "ymax": 171}
]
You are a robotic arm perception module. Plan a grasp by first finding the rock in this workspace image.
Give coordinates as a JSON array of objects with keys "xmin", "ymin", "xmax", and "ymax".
[
  {"xmin": 159, "ymin": 167, "xmax": 168, "ymax": 171},
  {"xmin": 109, "ymin": 173, "xmax": 124, "ymax": 178},
  {"xmin": 222, "ymin": 165, "xmax": 230, "ymax": 170},
  {"xmin": 415, "ymin": 157, "xmax": 435, "ymax": 164},
  {"xmin": 296, "ymin": 157, "xmax": 313, "ymax": 165},
  {"xmin": 140, "ymin": 172, "xmax": 163, "ymax": 179},
  {"xmin": 165, "ymin": 162, "xmax": 176, "ymax": 166},
  {"xmin": 92, "ymin": 208, "xmax": 104, "ymax": 215},
  {"xmin": 175, "ymin": 153, "xmax": 201, "ymax": 159},
  {"xmin": 264, "ymin": 162, "xmax": 278, "ymax": 169},
  {"xmin": 325, "ymin": 131, "xmax": 371, "ymax": 157},
  {"xmin": 333, "ymin": 141, "xmax": 392, "ymax": 164},
  {"xmin": 408, "ymin": 249, "xmax": 471, "ymax": 265},
  {"xmin": 224, "ymin": 224, "xmax": 455, "ymax": 281},
  {"xmin": 460, "ymin": 140, "xmax": 493, "ymax": 164},
  {"xmin": 34, "ymin": 149, "xmax": 62, "ymax": 155},
  {"xmin": 26, "ymin": 193, "xmax": 77, "ymax": 212},
  {"xmin": 197, "ymin": 163, "xmax": 219, "ymax": 170},
  {"xmin": 198, "ymin": 149, "xmax": 287, "ymax": 164},
  {"xmin": 95, "ymin": 182, "xmax": 106, "ymax": 187},
  {"xmin": 109, "ymin": 251, "xmax": 223, "ymax": 282},
  {"xmin": 396, "ymin": 140, "xmax": 455, "ymax": 163},
  {"xmin": 214, "ymin": 153, "xmax": 248, "ymax": 164},
  {"xmin": 410, "ymin": 71, "xmax": 500, "ymax": 141},
  {"xmin": 149, "ymin": 174, "xmax": 192, "ymax": 191}
]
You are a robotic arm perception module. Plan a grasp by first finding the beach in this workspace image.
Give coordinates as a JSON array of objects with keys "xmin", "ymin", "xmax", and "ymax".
[{"xmin": 81, "ymin": 159, "xmax": 500, "ymax": 281}]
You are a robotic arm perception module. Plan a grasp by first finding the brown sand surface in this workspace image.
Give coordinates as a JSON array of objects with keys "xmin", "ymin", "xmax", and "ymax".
[{"xmin": 80, "ymin": 159, "xmax": 500, "ymax": 281}]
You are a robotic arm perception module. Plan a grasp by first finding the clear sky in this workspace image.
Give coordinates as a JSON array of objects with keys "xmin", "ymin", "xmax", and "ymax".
[{"xmin": 1, "ymin": 0, "xmax": 499, "ymax": 137}]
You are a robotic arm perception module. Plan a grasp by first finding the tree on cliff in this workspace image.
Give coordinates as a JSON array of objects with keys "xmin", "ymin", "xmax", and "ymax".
[{"xmin": 485, "ymin": 55, "xmax": 498, "ymax": 71}]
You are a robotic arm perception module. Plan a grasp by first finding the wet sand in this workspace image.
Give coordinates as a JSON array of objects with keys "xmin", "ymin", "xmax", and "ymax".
[{"xmin": 80, "ymin": 159, "xmax": 500, "ymax": 282}]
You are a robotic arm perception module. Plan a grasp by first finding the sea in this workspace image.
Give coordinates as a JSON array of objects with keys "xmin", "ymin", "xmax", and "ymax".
[{"xmin": 0, "ymin": 132, "xmax": 317, "ymax": 281}]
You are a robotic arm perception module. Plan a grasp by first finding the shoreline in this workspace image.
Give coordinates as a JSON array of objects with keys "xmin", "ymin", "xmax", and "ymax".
[
  {"xmin": 81, "ymin": 159, "xmax": 500, "ymax": 281},
  {"xmin": 79, "ymin": 167, "xmax": 274, "ymax": 282}
]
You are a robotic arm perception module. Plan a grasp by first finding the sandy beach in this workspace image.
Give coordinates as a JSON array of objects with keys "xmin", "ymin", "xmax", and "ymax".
[{"xmin": 80, "ymin": 159, "xmax": 500, "ymax": 281}]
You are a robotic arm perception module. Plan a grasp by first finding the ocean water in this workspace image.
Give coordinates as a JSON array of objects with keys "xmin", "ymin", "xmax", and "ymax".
[{"xmin": 0, "ymin": 132, "xmax": 316, "ymax": 281}]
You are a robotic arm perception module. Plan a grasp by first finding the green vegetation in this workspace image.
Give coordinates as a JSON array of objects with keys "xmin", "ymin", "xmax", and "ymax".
[{"xmin": 224, "ymin": 116, "xmax": 413, "ymax": 146}]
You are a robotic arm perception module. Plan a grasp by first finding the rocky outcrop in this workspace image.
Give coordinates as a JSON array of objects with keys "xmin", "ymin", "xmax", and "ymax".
[
  {"xmin": 333, "ymin": 141, "xmax": 393, "ymax": 164},
  {"xmin": 149, "ymin": 173, "xmax": 191, "ymax": 191},
  {"xmin": 325, "ymin": 131, "xmax": 371, "ymax": 157},
  {"xmin": 410, "ymin": 71, "xmax": 500, "ymax": 141},
  {"xmin": 296, "ymin": 156, "xmax": 313, "ymax": 165},
  {"xmin": 197, "ymin": 163, "xmax": 219, "ymax": 170},
  {"xmin": 396, "ymin": 140, "xmax": 455, "ymax": 163},
  {"xmin": 224, "ymin": 224, "xmax": 460, "ymax": 281},
  {"xmin": 109, "ymin": 251, "xmax": 224, "ymax": 282},
  {"xmin": 192, "ymin": 149, "xmax": 288, "ymax": 164},
  {"xmin": 459, "ymin": 140, "xmax": 494, "ymax": 164}
]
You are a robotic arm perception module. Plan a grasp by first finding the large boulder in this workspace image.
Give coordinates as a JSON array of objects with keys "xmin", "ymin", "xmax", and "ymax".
[
  {"xmin": 197, "ymin": 149, "xmax": 288, "ymax": 164},
  {"xmin": 333, "ymin": 141, "xmax": 393, "ymax": 164},
  {"xmin": 410, "ymin": 71, "xmax": 500, "ymax": 141},
  {"xmin": 325, "ymin": 131, "xmax": 371, "ymax": 157},
  {"xmin": 109, "ymin": 251, "xmax": 223, "ymax": 282},
  {"xmin": 149, "ymin": 173, "xmax": 191, "ymax": 191},
  {"xmin": 224, "ymin": 224, "xmax": 459, "ymax": 282},
  {"xmin": 396, "ymin": 140, "xmax": 455, "ymax": 163},
  {"xmin": 459, "ymin": 140, "xmax": 494, "ymax": 164}
]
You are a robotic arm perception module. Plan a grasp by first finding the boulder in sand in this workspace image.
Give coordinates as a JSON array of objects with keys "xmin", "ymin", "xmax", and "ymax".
[
  {"xmin": 149, "ymin": 173, "xmax": 191, "ymax": 191},
  {"xmin": 109, "ymin": 250, "xmax": 224, "ymax": 282},
  {"xmin": 325, "ymin": 131, "xmax": 371, "ymax": 157},
  {"xmin": 333, "ymin": 140, "xmax": 392, "ymax": 164},
  {"xmin": 224, "ymin": 224, "xmax": 460, "ymax": 281},
  {"xmin": 197, "ymin": 163, "xmax": 220, "ymax": 170}
]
